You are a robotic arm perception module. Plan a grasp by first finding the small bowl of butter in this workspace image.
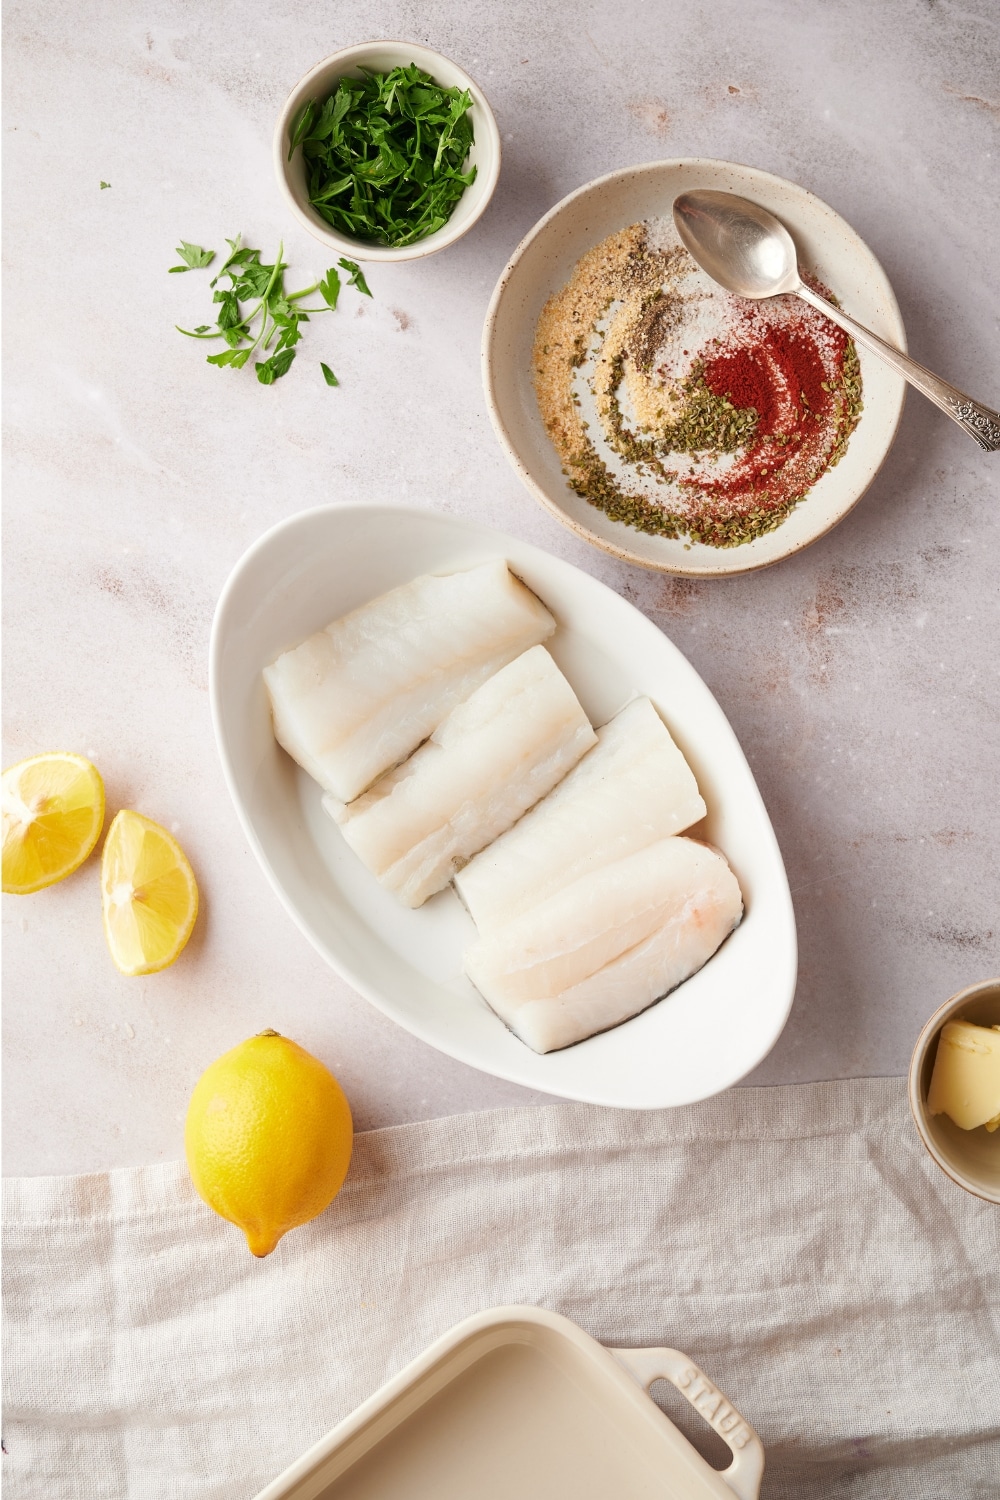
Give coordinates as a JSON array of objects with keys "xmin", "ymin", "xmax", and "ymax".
[{"xmin": 909, "ymin": 977, "xmax": 1000, "ymax": 1203}]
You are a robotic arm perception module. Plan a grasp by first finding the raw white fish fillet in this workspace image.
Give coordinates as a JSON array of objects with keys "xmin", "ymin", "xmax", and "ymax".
[
  {"xmin": 464, "ymin": 837, "xmax": 742, "ymax": 1052},
  {"xmin": 455, "ymin": 697, "xmax": 706, "ymax": 932},
  {"xmin": 324, "ymin": 646, "xmax": 597, "ymax": 908},
  {"xmin": 263, "ymin": 560, "xmax": 555, "ymax": 801}
]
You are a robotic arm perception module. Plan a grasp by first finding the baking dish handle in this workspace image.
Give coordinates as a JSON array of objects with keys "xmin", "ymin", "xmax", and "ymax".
[{"xmin": 610, "ymin": 1347, "xmax": 764, "ymax": 1500}]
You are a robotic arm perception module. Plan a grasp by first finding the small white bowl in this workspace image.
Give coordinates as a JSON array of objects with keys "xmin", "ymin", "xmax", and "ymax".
[
  {"xmin": 483, "ymin": 158, "xmax": 907, "ymax": 576},
  {"xmin": 273, "ymin": 41, "xmax": 501, "ymax": 263},
  {"xmin": 908, "ymin": 978, "xmax": 1000, "ymax": 1204},
  {"xmin": 210, "ymin": 504, "xmax": 797, "ymax": 1109}
]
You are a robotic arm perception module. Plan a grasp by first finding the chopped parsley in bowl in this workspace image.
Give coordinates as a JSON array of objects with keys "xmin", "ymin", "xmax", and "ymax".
[{"xmin": 274, "ymin": 42, "xmax": 501, "ymax": 263}]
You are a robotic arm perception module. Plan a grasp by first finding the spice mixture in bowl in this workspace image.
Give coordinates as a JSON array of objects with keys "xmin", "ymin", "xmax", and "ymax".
[
  {"xmin": 534, "ymin": 219, "xmax": 863, "ymax": 548},
  {"xmin": 484, "ymin": 159, "xmax": 907, "ymax": 576}
]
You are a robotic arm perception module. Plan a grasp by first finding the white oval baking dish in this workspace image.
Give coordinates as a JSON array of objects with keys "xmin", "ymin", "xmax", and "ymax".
[
  {"xmin": 210, "ymin": 504, "xmax": 797, "ymax": 1109},
  {"xmin": 252, "ymin": 1305, "xmax": 765, "ymax": 1499}
]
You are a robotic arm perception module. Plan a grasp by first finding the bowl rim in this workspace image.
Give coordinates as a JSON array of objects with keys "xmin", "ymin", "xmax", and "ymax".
[
  {"xmin": 481, "ymin": 156, "xmax": 907, "ymax": 577},
  {"xmin": 907, "ymin": 976, "xmax": 1000, "ymax": 1203},
  {"xmin": 272, "ymin": 39, "xmax": 502, "ymax": 263}
]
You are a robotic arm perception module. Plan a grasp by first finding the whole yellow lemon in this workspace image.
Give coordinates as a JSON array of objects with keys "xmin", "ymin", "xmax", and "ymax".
[{"xmin": 185, "ymin": 1030, "xmax": 353, "ymax": 1257}]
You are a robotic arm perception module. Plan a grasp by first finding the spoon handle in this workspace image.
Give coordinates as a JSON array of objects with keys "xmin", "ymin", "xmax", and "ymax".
[{"xmin": 793, "ymin": 282, "xmax": 1000, "ymax": 452}]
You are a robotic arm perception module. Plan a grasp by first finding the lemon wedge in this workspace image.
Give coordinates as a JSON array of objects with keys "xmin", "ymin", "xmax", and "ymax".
[
  {"xmin": 2, "ymin": 752, "xmax": 106, "ymax": 894},
  {"xmin": 101, "ymin": 810, "xmax": 199, "ymax": 975}
]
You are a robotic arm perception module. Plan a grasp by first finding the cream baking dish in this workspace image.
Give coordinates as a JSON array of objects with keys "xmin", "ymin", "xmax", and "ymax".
[{"xmin": 253, "ymin": 1305, "xmax": 764, "ymax": 1500}]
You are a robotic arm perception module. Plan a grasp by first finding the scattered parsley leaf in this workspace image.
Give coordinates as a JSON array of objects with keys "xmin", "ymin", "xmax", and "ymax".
[
  {"xmin": 170, "ymin": 240, "xmax": 216, "ymax": 273},
  {"xmin": 100, "ymin": 180, "xmax": 111, "ymax": 190},
  {"xmin": 174, "ymin": 233, "xmax": 374, "ymax": 386},
  {"xmin": 256, "ymin": 347, "xmax": 296, "ymax": 384},
  {"xmin": 211, "ymin": 235, "xmax": 257, "ymax": 286},
  {"xmin": 338, "ymin": 258, "xmax": 372, "ymax": 297},
  {"xmin": 207, "ymin": 348, "xmax": 251, "ymax": 368},
  {"xmin": 319, "ymin": 266, "xmax": 342, "ymax": 310},
  {"xmin": 289, "ymin": 64, "xmax": 477, "ymax": 248}
]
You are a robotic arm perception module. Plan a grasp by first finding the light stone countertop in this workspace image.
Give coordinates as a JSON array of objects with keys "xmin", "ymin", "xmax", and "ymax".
[{"xmin": 4, "ymin": 0, "xmax": 999, "ymax": 1176}]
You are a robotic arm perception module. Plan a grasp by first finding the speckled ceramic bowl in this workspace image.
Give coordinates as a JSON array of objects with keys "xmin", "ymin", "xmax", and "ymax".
[
  {"xmin": 274, "ymin": 41, "xmax": 501, "ymax": 263},
  {"xmin": 908, "ymin": 978, "xmax": 1000, "ymax": 1204},
  {"xmin": 482, "ymin": 159, "xmax": 907, "ymax": 576}
]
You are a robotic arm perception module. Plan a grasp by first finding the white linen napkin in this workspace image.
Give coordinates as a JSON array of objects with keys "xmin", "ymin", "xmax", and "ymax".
[{"xmin": 3, "ymin": 1078, "xmax": 999, "ymax": 1499}]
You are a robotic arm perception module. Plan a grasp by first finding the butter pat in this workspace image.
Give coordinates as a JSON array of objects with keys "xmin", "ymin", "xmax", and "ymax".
[{"xmin": 927, "ymin": 1020, "xmax": 1000, "ymax": 1132}]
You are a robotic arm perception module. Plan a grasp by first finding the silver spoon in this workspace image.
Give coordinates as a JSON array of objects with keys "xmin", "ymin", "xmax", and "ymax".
[{"xmin": 672, "ymin": 189, "xmax": 1000, "ymax": 452}]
